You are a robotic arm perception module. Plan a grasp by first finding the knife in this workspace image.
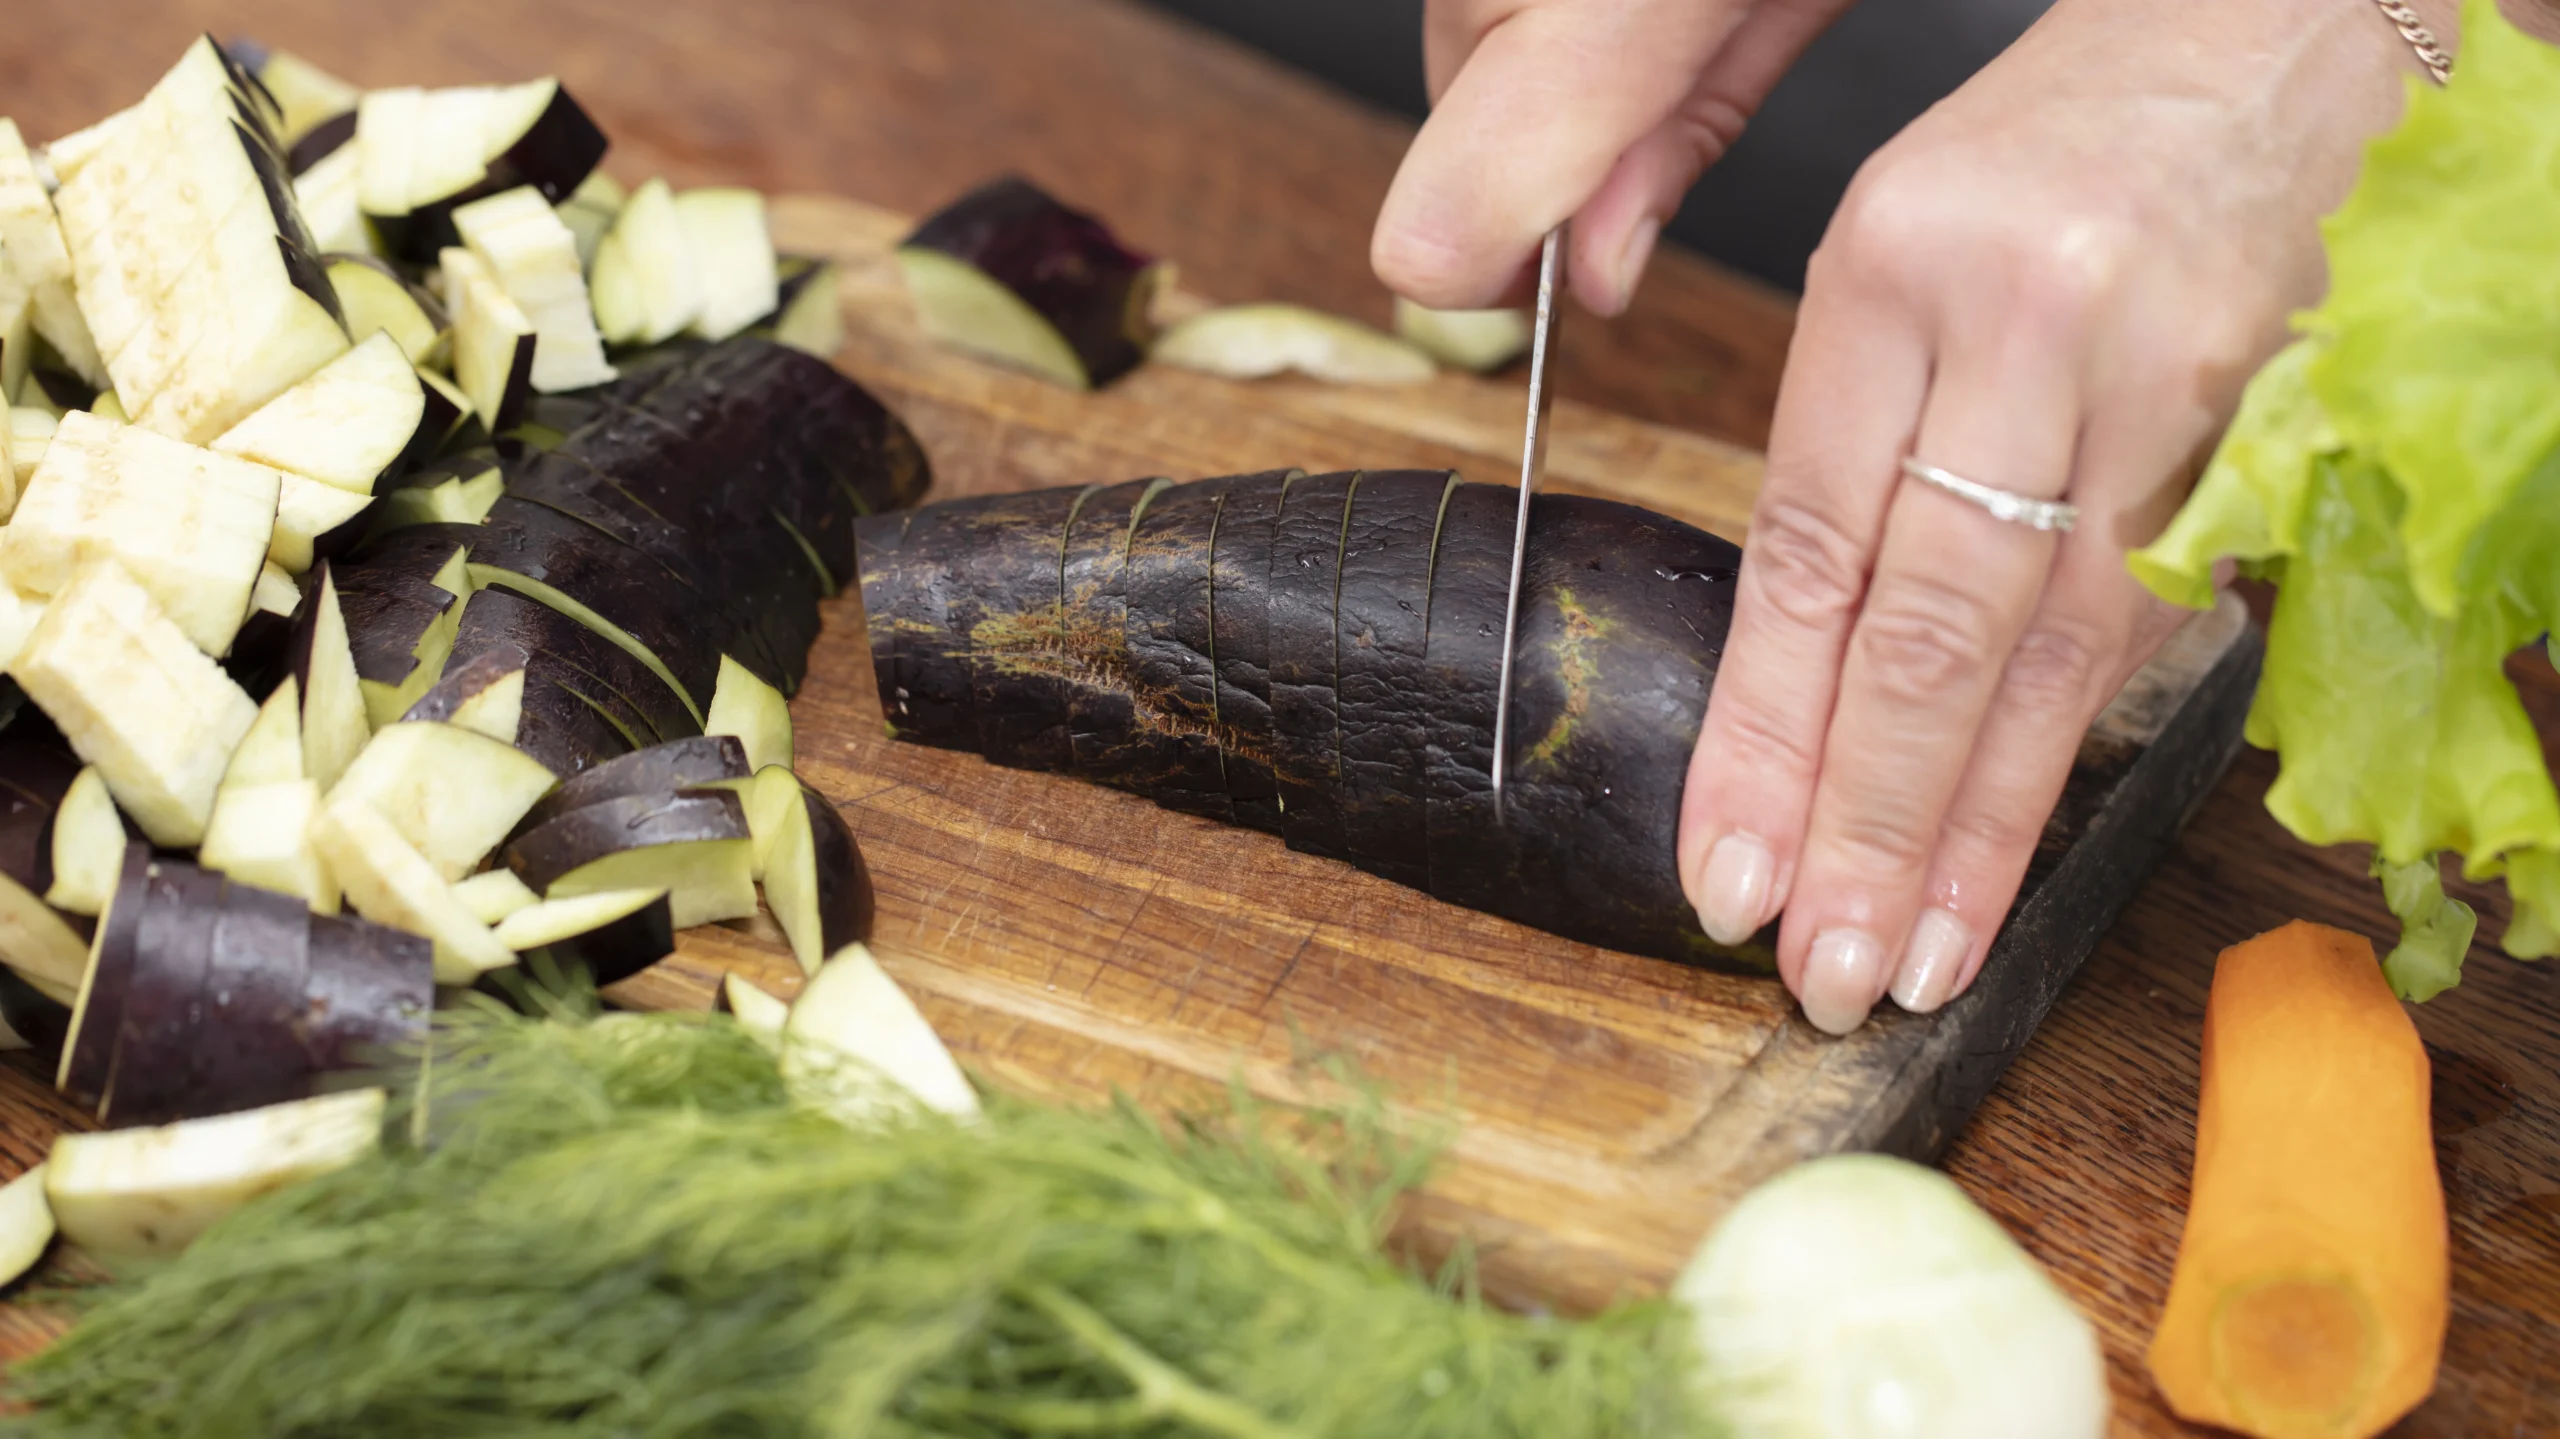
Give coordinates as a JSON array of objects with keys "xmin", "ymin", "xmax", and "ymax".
[{"xmin": 1490, "ymin": 224, "xmax": 1566, "ymax": 820}]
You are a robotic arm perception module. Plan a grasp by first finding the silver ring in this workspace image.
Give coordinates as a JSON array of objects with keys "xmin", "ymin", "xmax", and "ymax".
[{"xmin": 1899, "ymin": 456, "xmax": 2078, "ymax": 533}]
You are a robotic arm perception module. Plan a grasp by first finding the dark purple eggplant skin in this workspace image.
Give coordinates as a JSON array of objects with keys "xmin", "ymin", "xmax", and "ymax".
[
  {"xmin": 1416, "ymin": 482, "xmax": 1512, "ymax": 914},
  {"xmin": 31, "ymin": 370, "xmax": 94, "ymax": 413},
  {"xmin": 859, "ymin": 509, "xmax": 972, "ymax": 746},
  {"xmin": 902, "ymin": 176, "xmax": 1161, "ymax": 389},
  {"xmin": 285, "ymin": 109, "xmax": 356, "ymax": 174},
  {"xmin": 1116, "ymin": 477, "xmax": 1231, "ymax": 819},
  {"xmin": 0, "ymin": 730, "xmax": 83, "ymax": 897},
  {"xmin": 369, "ymin": 84, "xmax": 609, "ymax": 263},
  {"xmin": 0, "ymin": 967, "xmax": 69, "ymax": 1062},
  {"xmin": 399, "ymin": 644, "xmax": 523, "ymax": 728},
  {"xmin": 427, "ymin": 582, "xmax": 696, "ymax": 773},
  {"xmin": 895, "ymin": 487, "xmax": 1095, "ymax": 770},
  {"xmin": 505, "ymin": 891, "xmax": 674, "ymax": 993},
  {"xmin": 1060, "ymin": 479, "xmax": 1169, "ymax": 785},
  {"xmin": 514, "ymin": 735, "xmax": 749, "ymax": 836},
  {"xmin": 856, "ymin": 513, "xmax": 919, "ymax": 739},
  {"xmin": 1332, "ymin": 471, "xmax": 1459, "ymax": 891},
  {"xmin": 103, "ymin": 861, "xmax": 229, "ymax": 1126},
  {"xmin": 502, "ymin": 789, "xmax": 752, "ymax": 892},
  {"xmin": 58, "ymin": 843, "xmax": 152, "ymax": 1110},
  {"xmin": 1207, "ymin": 471, "xmax": 1297, "ymax": 834},
  {"xmin": 191, "ymin": 878, "xmax": 318, "ymax": 1115},
  {"xmin": 1266, "ymin": 471, "xmax": 1358, "ymax": 862},
  {"xmin": 298, "ymin": 904, "xmax": 435, "ymax": 1074},
  {"xmin": 799, "ymin": 781, "xmax": 875, "ymax": 952}
]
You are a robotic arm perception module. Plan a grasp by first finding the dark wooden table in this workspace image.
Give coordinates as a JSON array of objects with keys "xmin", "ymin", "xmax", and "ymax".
[{"xmin": 3, "ymin": 1, "xmax": 2553, "ymax": 1432}]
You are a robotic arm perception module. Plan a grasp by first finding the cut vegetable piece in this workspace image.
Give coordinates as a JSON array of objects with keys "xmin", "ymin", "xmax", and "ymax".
[
  {"xmin": 465, "ymin": 566, "xmax": 702, "ymax": 726},
  {"xmin": 494, "ymin": 887, "xmax": 672, "ymax": 987},
  {"xmin": 315, "ymin": 800, "xmax": 514, "ymax": 984},
  {"xmin": 200, "ymin": 879, "xmax": 427, "ymax": 1112},
  {"xmin": 356, "ymin": 80, "xmax": 608, "ymax": 262},
  {"xmin": 1117, "ymin": 476, "xmax": 1230, "ymax": 815},
  {"xmin": 222, "ymin": 677, "xmax": 302, "ymax": 789},
  {"xmin": 13, "ymin": 561, "xmax": 258, "ymax": 847},
  {"xmin": 1333, "ymin": 470, "xmax": 1458, "ymax": 888},
  {"xmin": 252, "ymin": 51, "xmax": 361, "ymax": 151},
  {"xmin": 719, "ymin": 971, "xmax": 789, "ymax": 1043},
  {"xmin": 286, "ymin": 566, "xmax": 370, "ymax": 791},
  {"xmin": 1207, "ymin": 469, "xmax": 1295, "ymax": 832},
  {"xmin": 46, "ymin": 1087, "xmax": 385, "ymax": 1259},
  {"xmin": 0, "ymin": 1162, "xmax": 53, "ymax": 1287},
  {"xmin": 329, "ymin": 722, "xmax": 556, "ymax": 881},
  {"xmin": 198, "ymin": 778, "xmax": 333, "ymax": 913},
  {"xmin": 1060, "ymin": 479, "xmax": 1171, "ymax": 782},
  {"xmin": 515, "ymin": 735, "xmax": 748, "ymax": 835},
  {"xmin": 590, "ymin": 177, "xmax": 701, "ymax": 346},
  {"xmin": 230, "ymin": 560, "xmax": 305, "ymax": 679},
  {"xmin": 1392, "ymin": 298, "xmax": 1531, "ymax": 372},
  {"xmin": 57, "ymin": 842, "xmax": 149, "ymax": 1104},
  {"xmin": 503, "ymin": 789, "xmax": 755, "ymax": 930},
  {"xmin": 768, "ymin": 257, "xmax": 844, "ymax": 358},
  {"xmin": 441, "ymin": 246, "xmax": 534, "ymax": 433},
  {"xmin": 453, "ymin": 185, "xmax": 615, "ymax": 392},
  {"xmin": 2148, "ymin": 922, "xmax": 2445, "ymax": 1439},
  {"xmin": 0, "ymin": 121, "xmax": 74, "ymax": 290},
  {"xmin": 674, "ymin": 188, "xmax": 777, "ymax": 342},
  {"xmin": 452, "ymin": 867, "xmax": 538, "ymax": 925},
  {"xmin": 292, "ymin": 142, "xmax": 371, "ymax": 255},
  {"xmin": 417, "ymin": 585, "xmax": 676, "ymax": 777},
  {"xmin": 408, "ymin": 649, "xmax": 523, "ymax": 745},
  {"xmin": 899, "ymin": 176, "xmax": 1161, "ymax": 389},
  {"xmin": 1417, "ymin": 481, "xmax": 1511, "ymax": 910},
  {"xmin": 1154, "ymin": 304, "xmax": 1435, "ymax": 385},
  {"xmin": 102, "ymin": 858, "xmax": 229, "ymax": 1125},
  {"xmin": 268, "ymin": 473, "xmax": 376, "ymax": 575},
  {"xmin": 325, "ymin": 255, "xmax": 443, "ymax": 367},
  {"xmin": 704, "ymin": 654, "xmax": 792, "ymax": 773},
  {"xmin": 42, "ymin": 766, "xmax": 124, "ymax": 917},
  {"xmin": 1677, "ymin": 1153, "xmax": 2108, "ymax": 1439},
  {"xmin": 8, "ymin": 408, "xmax": 55, "ymax": 490},
  {"xmin": 210, "ymin": 332, "xmax": 423, "ymax": 493},
  {"xmin": 0, "ymin": 585, "xmax": 47, "ymax": 671},
  {"xmin": 329, "ymin": 531, "xmax": 471, "ymax": 725},
  {"xmin": 556, "ymin": 170, "xmax": 624, "ymax": 268},
  {"xmin": 726, "ymin": 763, "xmax": 801, "ymax": 880},
  {"xmin": 0, "ymin": 737, "xmax": 92, "ymax": 1001},
  {"xmin": 783, "ymin": 943, "xmax": 978, "ymax": 1121},
  {"xmin": 0, "ymin": 967, "xmax": 70, "ymax": 1052},
  {"xmin": 1266, "ymin": 471, "xmax": 1357, "ymax": 860},
  {"xmin": 370, "ymin": 461, "xmax": 502, "ymax": 534},
  {"xmin": 763, "ymin": 780, "xmax": 873, "ymax": 973},
  {"xmin": 5, "ymin": 410, "xmax": 282, "ymax": 656}
]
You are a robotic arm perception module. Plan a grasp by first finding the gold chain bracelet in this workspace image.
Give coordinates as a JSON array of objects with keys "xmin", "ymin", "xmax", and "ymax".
[{"xmin": 2369, "ymin": 0, "xmax": 2454, "ymax": 83}]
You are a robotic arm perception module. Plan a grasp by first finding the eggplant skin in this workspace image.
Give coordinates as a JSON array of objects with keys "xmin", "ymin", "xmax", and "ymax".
[
  {"xmin": 857, "ymin": 475, "xmax": 1768, "ymax": 971},
  {"xmin": 800, "ymin": 781, "xmax": 874, "ymax": 952},
  {"xmin": 903, "ymin": 176, "xmax": 1161, "ymax": 389},
  {"xmin": 514, "ymin": 736, "xmax": 750, "ymax": 836}
]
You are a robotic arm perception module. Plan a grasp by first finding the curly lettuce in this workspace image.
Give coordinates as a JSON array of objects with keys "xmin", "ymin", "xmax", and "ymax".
[{"xmin": 2129, "ymin": 0, "xmax": 2560, "ymax": 994}]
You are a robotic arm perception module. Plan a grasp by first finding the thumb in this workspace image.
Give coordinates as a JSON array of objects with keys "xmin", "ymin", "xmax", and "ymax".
[{"xmin": 1371, "ymin": 0, "xmax": 1746, "ymax": 310}]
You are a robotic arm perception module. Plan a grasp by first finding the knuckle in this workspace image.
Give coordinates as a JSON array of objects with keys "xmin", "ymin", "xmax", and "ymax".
[
  {"xmin": 1941, "ymin": 794, "xmax": 2052, "ymax": 867},
  {"xmin": 1714, "ymin": 688, "xmax": 1824, "ymax": 779},
  {"xmin": 1825, "ymin": 806, "xmax": 1940, "ymax": 877},
  {"xmin": 1853, "ymin": 574, "xmax": 2002, "ymax": 705},
  {"xmin": 1741, "ymin": 500, "xmax": 1868, "ymax": 635},
  {"xmin": 1674, "ymin": 95, "xmax": 1753, "ymax": 167},
  {"xmin": 2000, "ymin": 617, "xmax": 2111, "ymax": 717}
]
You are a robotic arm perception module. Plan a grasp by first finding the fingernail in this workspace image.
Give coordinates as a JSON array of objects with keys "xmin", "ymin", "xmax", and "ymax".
[
  {"xmin": 1694, "ymin": 832, "xmax": 1774, "ymax": 945},
  {"xmin": 1604, "ymin": 216, "xmax": 1661, "ymax": 316},
  {"xmin": 1889, "ymin": 908, "xmax": 1974, "ymax": 1015},
  {"xmin": 1800, "ymin": 928, "xmax": 1884, "ymax": 1035}
]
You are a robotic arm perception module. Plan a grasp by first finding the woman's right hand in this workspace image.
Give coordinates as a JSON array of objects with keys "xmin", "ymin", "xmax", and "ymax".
[{"xmin": 1373, "ymin": 0, "xmax": 1857, "ymax": 320}]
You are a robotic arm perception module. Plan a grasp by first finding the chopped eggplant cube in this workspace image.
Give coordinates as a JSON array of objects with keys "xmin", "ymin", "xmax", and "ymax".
[{"xmin": 899, "ymin": 176, "xmax": 1161, "ymax": 390}]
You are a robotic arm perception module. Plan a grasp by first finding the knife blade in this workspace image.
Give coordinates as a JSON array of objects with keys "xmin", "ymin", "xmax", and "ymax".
[{"xmin": 1490, "ymin": 224, "xmax": 1566, "ymax": 821}]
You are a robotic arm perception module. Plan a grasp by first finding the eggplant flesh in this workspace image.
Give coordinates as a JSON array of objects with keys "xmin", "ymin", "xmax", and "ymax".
[{"xmin": 855, "ymin": 474, "xmax": 1761, "ymax": 970}]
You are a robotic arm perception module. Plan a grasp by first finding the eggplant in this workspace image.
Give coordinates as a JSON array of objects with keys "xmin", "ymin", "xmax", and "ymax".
[
  {"xmin": 0, "ymin": 966, "xmax": 70, "ymax": 1060},
  {"xmin": 325, "ymin": 256, "xmax": 448, "ymax": 370},
  {"xmin": 327, "ymin": 721, "xmax": 559, "ymax": 881},
  {"xmin": 898, "ymin": 176, "xmax": 1163, "ymax": 390},
  {"xmin": 1206, "ymin": 470, "xmax": 1298, "ymax": 834},
  {"xmin": 284, "ymin": 565, "xmax": 373, "ymax": 792},
  {"xmin": 44, "ymin": 766, "xmax": 125, "ymax": 918},
  {"xmin": 0, "ymin": 732, "xmax": 92, "ymax": 1002},
  {"xmin": 1061, "ymin": 478, "xmax": 1171, "ymax": 787},
  {"xmin": 1118, "ymin": 477, "xmax": 1230, "ymax": 818},
  {"xmin": 398, "ymin": 646, "xmax": 525, "ymax": 745},
  {"xmin": 285, "ymin": 110, "xmax": 357, "ymax": 176},
  {"xmin": 886, "ymin": 487, "xmax": 1095, "ymax": 769},
  {"xmin": 857, "ymin": 476, "xmax": 1762, "ymax": 969},
  {"xmin": 1266, "ymin": 471, "xmax": 1357, "ymax": 861},
  {"xmin": 704, "ymin": 655, "xmax": 793, "ymax": 774},
  {"xmin": 57, "ymin": 843, "xmax": 150, "ymax": 1108},
  {"xmin": 418, "ymin": 584, "xmax": 694, "ymax": 775},
  {"xmin": 763, "ymin": 780, "xmax": 874, "ymax": 971},
  {"xmin": 491, "ymin": 887, "xmax": 672, "ymax": 988},
  {"xmin": 501, "ymin": 789, "xmax": 756, "ymax": 930},
  {"xmin": 514, "ymin": 735, "xmax": 749, "ymax": 835},
  {"xmin": 357, "ymin": 80, "xmax": 609, "ymax": 262}
]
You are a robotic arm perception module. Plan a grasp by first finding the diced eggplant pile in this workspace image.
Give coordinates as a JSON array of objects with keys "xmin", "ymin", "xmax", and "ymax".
[
  {"xmin": 0, "ymin": 38, "xmax": 924, "ymax": 1130},
  {"xmin": 858, "ymin": 474, "xmax": 1761, "ymax": 968}
]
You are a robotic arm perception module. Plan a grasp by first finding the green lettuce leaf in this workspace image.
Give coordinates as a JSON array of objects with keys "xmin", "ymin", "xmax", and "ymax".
[
  {"xmin": 2499, "ymin": 847, "xmax": 2560, "ymax": 960},
  {"xmin": 2302, "ymin": 0, "xmax": 2560, "ymax": 616},
  {"xmin": 2128, "ymin": 338, "xmax": 2338, "ymax": 611},
  {"xmin": 2373, "ymin": 854, "xmax": 2477, "ymax": 1002}
]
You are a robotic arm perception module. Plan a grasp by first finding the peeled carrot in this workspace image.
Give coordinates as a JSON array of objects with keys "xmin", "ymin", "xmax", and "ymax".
[{"xmin": 2146, "ymin": 920, "xmax": 2446, "ymax": 1439}]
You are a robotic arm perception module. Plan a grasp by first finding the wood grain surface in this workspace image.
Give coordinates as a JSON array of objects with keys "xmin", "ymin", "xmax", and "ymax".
[{"xmin": 0, "ymin": 3, "xmax": 2553, "ymax": 1434}]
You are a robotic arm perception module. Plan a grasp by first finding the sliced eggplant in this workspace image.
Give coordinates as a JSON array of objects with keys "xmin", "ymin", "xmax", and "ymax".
[
  {"xmin": 718, "ymin": 971, "xmax": 789, "ymax": 1043},
  {"xmin": 326, "ymin": 721, "xmax": 557, "ymax": 880},
  {"xmin": 209, "ymin": 332, "xmax": 423, "ymax": 494},
  {"xmin": 452, "ymin": 867, "xmax": 538, "ymax": 925},
  {"xmin": 514, "ymin": 734, "xmax": 748, "ymax": 835},
  {"xmin": 674, "ymin": 188, "xmax": 776, "ymax": 342},
  {"xmin": 1118, "ymin": 475, "xmax": 1229, "ymax": 817},
  {"xmin": 1265, "ymin": 471, "xmax": 1356, "ymax": 861},
  {"xmin": 1393, "ymin": 298, "xmax": 1532, "ymax": 372},
  {"xmin": 45, "ymin": 1087, "xmax": 386, "ymax": 1257},
  {"xmin": 590, "ymin": 177, "xmax": 700, "ymax": 347},
  {"xmin": 269, "ymin": 474, "xmax": 377, "ymax": 575},
  {"xmin": 0, "ymin": 736, "xmax": 91, "ymax": 1002},
  {"xmin": 502, "ymin": 788, "xmax": 756, "ymax": 930},
  {"xmin": 369, "ymin": 459, "xmax": 502, "ymax": 533},
  {"xmin": 399, "ymin": 645, "xmax": 523, "ymax": 745},
  {"xmin": 12, "ymin": 562, "xmax": 259, "ymax": 848},
  {"xmin": 356, "ymin": 80, "xmax": 607, "ymax": 262},
  {"xmin": 782, "ymin": 943, "xmax": 977, "ymax": 1122},
  {"xmin": 1153, "ymin": 304, "xmax": 1436, "ymax": 385},
  {"xmin": 725, "ymin": 763, "xmax": 801, "ymax": 880},
  {"xmin": 1207, "ymin": 469, "xmax": 1297, "ymax": 833},
  {"xmin": 0, "ymin": 585, "xmax": 46, "ymax": 673},
  {"xmin": 704, "ymin": 654, "xmax": 792, "ymax": 774},
  {"xmin": 886, "ymin": 487, "xmax": 1092, "ymax": 767},
  {"xmin": 248, "ymin": 50, "xmax": 361, "ymax": 152},
  {"xmin": 7, "ymin": 409, "xmax": 54, "ymax": 492},
  {"xmin": 1061, "ymin": 478, "xmax": 1171, "ymax": 783},
  {"xmin": 101, "ymin": 858, "xmax": 229, "ymax": 1125},
  {"xmin": 221, "ymin": 677, "xmax": 302, "ymax": 789},
  {"xmin": 3, "ymin": 410, "xmax": 282, "ymax": 657},
  {"xmin": 898, "ymin": 176, "xmax": 1161, "ymax": 390},
  {"xmin": 418, "ymin": 584, "xmax": 685, "ymax": 776},
  {"xmin": 197, "ymin": 778, "xmax": 334, "ymax": 913},
  {"xmin": 767, "ymin": 256, "xmax": 844, "ymax": 359},
  {"xmin": 1416, "ymin": 481, "xmax": 1512, "ymax": 914},
  {"xmin": 56, "ymin": 842, "xmax": 150, "ymax": 1106},
  {"xmin": 555, "ymin": 170, "xmax": 624, "ymax": 268},
  {"xmin": 228, "ymin": 560, "xmax": 306, "ymax": 687},
  {"xmin": 326, "ymin": 532, "xmax": 472, "ymax": 726},
  {"xmin": 42, "ymin": 765, "xmax": 124, "ymax": 917},
  {"xmin": 314, "ymin": 799, "xmax": 514, "ymax": 984},
  {"xmin": 762, "ymin": 780, "xmax": 873, "ymax": 973},
  {"xmin": 0, "ymin": 968, "xmax": 70, "ymax": 1058},
  {"xmin": 326, "ymin": 255, "xmax": 445, "ymax": 368},
  {"xmin": 492, "ymin": 886, "xmax": 672, "ymax": 987},
  {"xmin": 286, "ymin": 566, "xmax": 371, "ymax": 791},
  {"xmin": 441, "ymin": 245, "xmax": 536, "ymax": 434},
  {"xmin": 293, "ymin": 142, "xmax": 372, "ymax": 256},
  {"xmin": 198, "ymin": 881, "xmax": 429, "ymax": 1110},
  {"xmin": 0, "ymin": 1163, "xmax": 53, "ymax": 1287},
  {"xmin": 1332, "ymin": 470, "xmax": 1459, "ymax": 888},
  {"xmin": 452, "ymin": 185, "xmax": 615, "ymax": 393}
]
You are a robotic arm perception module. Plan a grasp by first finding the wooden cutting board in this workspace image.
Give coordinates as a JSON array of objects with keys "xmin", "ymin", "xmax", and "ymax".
[
  {"xmin": 622, "ymin": 195, "xmax": 2260, "ymax": 1309},
  {"xmin": 0, "ymin": 194, "xmax": 2258, "ymax": 1337}
]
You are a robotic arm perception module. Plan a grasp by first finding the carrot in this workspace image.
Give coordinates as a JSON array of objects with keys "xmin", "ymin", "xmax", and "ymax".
[{"xmin": 2146, "ymin": 920, "xmax": 2447, "ymax": 1439}]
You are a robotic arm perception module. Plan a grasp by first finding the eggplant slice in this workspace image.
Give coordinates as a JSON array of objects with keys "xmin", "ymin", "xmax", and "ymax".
[{"xmin": 855, "ymin": 474, "xmax": 1762, "ymax": 970}]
